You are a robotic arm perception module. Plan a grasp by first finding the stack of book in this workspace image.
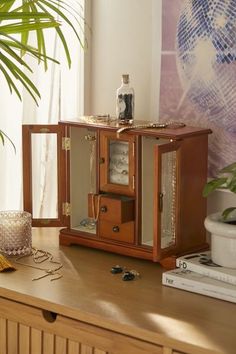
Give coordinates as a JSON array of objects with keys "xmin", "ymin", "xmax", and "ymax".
[{"xmin": 162, "ymin": 252, "xmax": 236, "ymax": 303}]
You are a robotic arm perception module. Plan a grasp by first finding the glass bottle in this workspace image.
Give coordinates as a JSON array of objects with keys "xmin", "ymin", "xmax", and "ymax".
[{"xmin": 116, "ymin": 74, "xmax": 134, "ymax": 124}]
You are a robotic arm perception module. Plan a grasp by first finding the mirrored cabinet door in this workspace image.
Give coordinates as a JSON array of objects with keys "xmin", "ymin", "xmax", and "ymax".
[{"xmin": 99, "ymin": 130, "xmax": 136, "ymax": 196}]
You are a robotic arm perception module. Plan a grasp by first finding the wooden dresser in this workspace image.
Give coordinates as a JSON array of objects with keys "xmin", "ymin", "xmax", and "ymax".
[{"xmin": 0, "ymin": 228, "xmax": 235, "ymax": 354}]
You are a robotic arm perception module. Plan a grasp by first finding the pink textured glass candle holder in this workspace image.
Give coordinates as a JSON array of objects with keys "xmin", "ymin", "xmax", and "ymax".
[{"xmin": 0, "ymin": 211, "xmax": 32, "ymax": 256}]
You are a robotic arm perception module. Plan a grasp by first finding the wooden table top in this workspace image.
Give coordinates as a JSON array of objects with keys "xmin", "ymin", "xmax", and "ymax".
[{"xmin": 0, "ymin": 228, "xmax": 235, "ymax": 354}]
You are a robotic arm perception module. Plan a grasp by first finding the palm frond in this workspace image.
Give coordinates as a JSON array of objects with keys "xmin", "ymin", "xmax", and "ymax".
[
  {"xmin": 0, "ymin": 0, "xmax": 85, "ymax": 139},
  {"xmin": 0, "ymin": 51, "xmax": 41, "ymax": 103},
  {"xmin": 0, "ymin": 129, "xmax": 16, "ymax": 152},
  {"xmin": 0, "ymin": 35, "xmax": 60, "ymax": 64},
  {"xmin": 0, "ymin": 12, "xmax": 54, "ymax": 20},
  {"xmin": 0, "ymin": 63, "xmax": 22, "ymax": 100}
]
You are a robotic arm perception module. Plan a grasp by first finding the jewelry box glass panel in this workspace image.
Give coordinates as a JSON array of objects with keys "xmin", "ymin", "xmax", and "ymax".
[
  {"xmin": 109, "ymin": 140, "xmax": 129, "ymax": 185},
  {"xmin": 31, "ymin": 133, "xmax": 58, "ymax": 219},
  {"xmin": 161, "ymin": 150, "xmax": 177, "ymax": 249}
]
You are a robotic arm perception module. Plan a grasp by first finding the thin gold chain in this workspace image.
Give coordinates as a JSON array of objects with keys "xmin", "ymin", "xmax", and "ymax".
[
  {"xmin": 116, "ymin": 121, "xmax": 185, "ymax": 136},
  {"xmin": 92, "ymin": 194, "xmax": 102, "ymax": 222},
  {"xmin": 15, "ymin": 248, "xmax": 63, "ymax": 281}
]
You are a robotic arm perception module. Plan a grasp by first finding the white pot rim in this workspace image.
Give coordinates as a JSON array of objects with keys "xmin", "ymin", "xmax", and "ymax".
[{"xmin": 205, "ymin": 212, "xmax": 236, "ymax": 238}]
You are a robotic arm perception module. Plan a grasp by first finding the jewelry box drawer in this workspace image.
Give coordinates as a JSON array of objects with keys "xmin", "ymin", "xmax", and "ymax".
[
  {"xmin": 88, "ymin": 194, "xmax": 135, "ymax": 224},
  {"xmin": 99, "ymin": 220, "xmax": 135, "ymax": 244}
]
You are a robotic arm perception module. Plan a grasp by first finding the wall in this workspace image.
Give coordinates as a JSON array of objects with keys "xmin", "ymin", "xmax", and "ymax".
[
  {"xmin": 88, "ymin": 0, "xmax": 235, "ymax": 216},
  {"xmin": 89, "ymin": 0, "xmax": 162, "ymax": 120}
]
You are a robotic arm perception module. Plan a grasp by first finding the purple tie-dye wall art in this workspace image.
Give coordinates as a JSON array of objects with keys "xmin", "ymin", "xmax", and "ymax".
[{"xmin": 159, "ymin": 0, "xmax": 236, "ymax": 176}]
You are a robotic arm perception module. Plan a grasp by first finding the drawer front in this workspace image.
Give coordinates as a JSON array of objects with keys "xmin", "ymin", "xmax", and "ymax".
[
  {"xmin": 99, "ymin": 220, "xmax": 135, "ymax": 244},
  {"xmin": 88, "ymin": 194, "xmax": 135, "ymax": 224},
  {"xmin": 0, "ymin": 297, "xmax": 164, "ymax": 354}
]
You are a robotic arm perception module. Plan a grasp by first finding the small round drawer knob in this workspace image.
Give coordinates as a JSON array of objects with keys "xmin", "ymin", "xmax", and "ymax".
[
  {"xmin": 100, "ymin": 206, "xmax": 107, "ymax": 213},
  {"xmin": 112, "ymin": 226, "xmax": 120, "ymax": 233}
]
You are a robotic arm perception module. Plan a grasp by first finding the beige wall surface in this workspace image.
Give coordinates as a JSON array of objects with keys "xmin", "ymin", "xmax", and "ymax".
[{"xmin": 89, "ymin": 0, "xmax": 162, "ymax": 120}]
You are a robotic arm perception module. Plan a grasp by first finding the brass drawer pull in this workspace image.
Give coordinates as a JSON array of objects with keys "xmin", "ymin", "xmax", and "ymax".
[
  {"xmin": 112, "ymin": 226, "xmax": 120, "ymax": 233},
  {"xmin": 100, "ymin": 206, "xmax": 107, "ymax": 213}
]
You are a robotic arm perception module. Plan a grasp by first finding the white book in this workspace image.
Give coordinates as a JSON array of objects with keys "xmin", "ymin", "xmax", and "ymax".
[
  {"xmin": 176, "ymin": 251, "xmax": 236, "ymax": 285},
  {"xmin": 162, "ymin": 268, "xmax": 236, "ymax": 303}
]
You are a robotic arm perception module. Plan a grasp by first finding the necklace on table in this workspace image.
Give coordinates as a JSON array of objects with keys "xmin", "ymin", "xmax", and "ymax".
[
  {"xmin": 15, "ymin": 248, "xmax": 63, "ymax": 281},
  {"xmin": 116, "ymin": 121, "xmax": 186, "ymax": 136}
]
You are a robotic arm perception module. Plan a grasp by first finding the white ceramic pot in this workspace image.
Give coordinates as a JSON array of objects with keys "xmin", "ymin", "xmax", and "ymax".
[{"xmin": 204, "ymin": 212, "xmax": 236, "ymax": 268}]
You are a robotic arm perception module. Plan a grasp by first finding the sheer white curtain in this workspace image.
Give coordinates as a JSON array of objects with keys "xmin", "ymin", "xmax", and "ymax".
[{"xmin": 0, "ymin": 2, "xmax": 84, "ymax": 213}]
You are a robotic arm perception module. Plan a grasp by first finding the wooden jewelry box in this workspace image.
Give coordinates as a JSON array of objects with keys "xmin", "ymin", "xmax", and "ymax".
[{"xmin": 22, "ymin": 118, "xmax": 211, "ymax": 264}]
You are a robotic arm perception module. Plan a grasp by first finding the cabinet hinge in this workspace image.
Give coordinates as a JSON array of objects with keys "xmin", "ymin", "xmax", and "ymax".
[
  {"xmin": 62, "ymin": 202, "xmax": 71, "ymax": 216},
  {"xmin": 62, "ymin": 137, "xmax": 71, "ymax": 151},
  {"xmin": 40, "ymin": 128, "xmax": 50, "ymax": 133},
  {"xmin": 132, "ymin": 175, "xmax": 135, "ymax": 190}
]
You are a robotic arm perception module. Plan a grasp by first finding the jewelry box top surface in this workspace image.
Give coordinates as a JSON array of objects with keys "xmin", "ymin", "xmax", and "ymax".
[{"xmin": 59, "ymin": 116, "xmax": 212, "ymax": 139}]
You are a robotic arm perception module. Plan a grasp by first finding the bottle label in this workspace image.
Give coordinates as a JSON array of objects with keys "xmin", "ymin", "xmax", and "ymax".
[{"xmin": 117, "ymin": 94, "xmax": 134, "ymax": 120}]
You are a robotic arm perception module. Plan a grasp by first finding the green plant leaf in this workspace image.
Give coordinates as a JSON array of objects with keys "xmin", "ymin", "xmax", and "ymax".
[
  {"xmin": 0, "ymin": 131, "xmax": 5, "ymax": 146},
  {"xmin": 0, "ymin": 0, "xmax": 84, "ymax": 102},
  {"xmin": 220, "ymin": 162, "xmax": 236, "ymax": 174},
  {"xmin": 0, "ymin": 1, "xmax": 16, "ymax": 13},
  {"xmin": 222, "ymin": 207, "xmax": 236, "ymax": 220},
  {"xmin": 228, "ymin": 175, "xmax": 236, "ymax": 193},
  {"xmin": 202, "ymin": 177, "xmax": 228, "ymax": 197},
  {"xmin": 0, "ymin": 32, "xmax": 60, "ymax": 100},
  {"xmin": 0, "ymin": 12, "xmax": 54, "ymax": 20},
  {"xmin": 0, "ymin": 40, "xmax": 33, "ymax": 71},
  {"xmin": 39, "ymin": 0, "xmax": 84, "ymax": 48},
  {"xmin": 55, "ymin": 25, "xmax": 71, "ymax": 67},
  {"xmin": 1, "ymin": 35, "xmax": 60, "ymax": 64},
  {"xmin": 0, "ymin": 63, "xmax": 22, "ymax": 100},
  {"xmin": 23, "ymin": 1, "xmax": 48, "ymax": 69},
  {"xmin": 0, "ymin": 20, "xmax": 59, "ymax": 34},
  {"xmin": 0, "ymin": 0, "xmax": 85, "ymax": 158},
  {"xmin": 0, "ymin": 51, "xmax": 41, "ymax": 103},
  {"xmin": 0, "ymin": 129, "xmax": 16, "ymax": 152}
]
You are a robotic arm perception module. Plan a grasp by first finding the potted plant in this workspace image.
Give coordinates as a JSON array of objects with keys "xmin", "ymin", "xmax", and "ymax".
[
  {"xmin": 0, "ymin": 0, "xmax": 84, "ymax": 146},
  {"xmin": 203, "ymin": 162, "xmax": 236, "ymax": 268}
]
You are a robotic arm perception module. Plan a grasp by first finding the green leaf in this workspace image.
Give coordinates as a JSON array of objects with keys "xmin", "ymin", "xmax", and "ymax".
[
  {"xmin": 0, "ymin": 20, "xmax": 59, "ymax": 34},
  {"xmin": 55, "ymin": 25, "xmax": 71, "ymax": 67},
  {"xmin": 39, "ymin": 0, "xmax": 84, "ymax": 47},
  {"xmin": 220, "ymin": 162, "xmax": 236, "ymax": 174},
  {"xmin": 0, "ymin": 131, "xmax": 5, "ymax": 146},
  {"xmin": 222, "ymin": 207, "xmax": 236, "ymax": 221},
  {"xmin": 228, "ymin": 175, "xmax": 236, "ymax": 193},
  {"xmin": 0, "ymin": 51, "xmax": 41, "ymax": 103},
  {"xmin": 0, "ymin": 129, "xmax": 16, "ymax": 152},
  {"xmin": 27, "ymin": 1, "xmax": 48, "ymax": 69},
  {"xmin": 20, "ymin": 0, "xmax": 28, "ymax": 48},
  {"xmin": 0, "ymin": 40, "xmax": 33, "ymax": 71},
  {"xmin": 0, "ymin": 1, "xmax": 15, "ymax": 14},
  {"xmin": 0, "ymin": 0, "xmax": 85, "ymax": 104},
  {"xmin": 0, "ymin": 12, "xmax": 54, "ymax": 20},
  {"xmin": 202, "ymin": 177, "xmax": 228, "ymax": 197},
  {"xmin": 0, "ymin": 34, "xmax": 60, "ymax": 64},
  {"xmin": 0, "ymin": 63, "xmax": 22, "ymax": 100}
]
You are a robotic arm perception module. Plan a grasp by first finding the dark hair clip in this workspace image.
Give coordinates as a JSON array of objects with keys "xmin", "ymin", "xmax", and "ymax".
[
  {"xmin": 110, "ymin": 265, "xmax": 124, "ymax": 274},
  {"xmin": 122, "ymin": 270, "xmax": 140, "ymax": 281}
]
